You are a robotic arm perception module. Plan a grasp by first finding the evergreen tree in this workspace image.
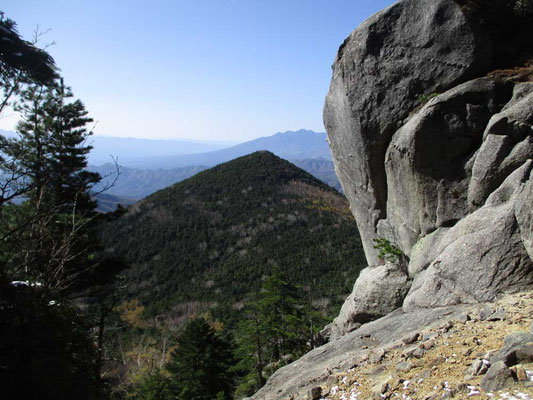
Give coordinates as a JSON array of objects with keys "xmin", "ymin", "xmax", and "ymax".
[
  {"xmin": 2, "ymin": 79, "xmax": 104, "ymax": 296},
  {"xmin": 258, "ymin": 266, "xmax": 305, "ymax": 362},
  {"xmin": 0, "ymin": 13, "xmax": 123, "ymax": 400},
  {"xmin": 130, "ymin": 369, "xmax": 175, "ymax": 400},
  {"xmin": 166, "ymin": 317, "xmax": 235, "ymax": 400},
  {"xmin": 13, "ymin": 79, "xmax": 100, "ymax": 215},
  {"xmin": 0, "ymin": 12, "xmax": 57, "ymax": 207},
  {"xmin": 233, "ymin": 267, "xmax": 319, "ymax": 397},
  {"xmin": 233, "ymin": 299, "xmax": 266, "ymax": 398},
  {"xmin": 0, "ymin": 11, "xmax": 57, "ymax": 116}
]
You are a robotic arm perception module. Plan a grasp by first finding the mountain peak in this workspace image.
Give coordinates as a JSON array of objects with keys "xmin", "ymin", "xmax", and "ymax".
[
  {"xmin": 99, "ymin": 153, "xmax": 364, "ymax": 317},
  {"xmin": 152, "ymin": 150, "xmax": 332, "ymax": 198}
]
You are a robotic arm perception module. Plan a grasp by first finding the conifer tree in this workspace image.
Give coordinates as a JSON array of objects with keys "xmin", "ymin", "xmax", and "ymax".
[
  {"xmin": 233, "ymin": 299, "xmax": 266, "ymax": 398},
  {"xmin": 166, "ymin": 317, "xmax": 235, "ymax": 400},
  {"xmin": 2, "ymin": 78, "xmax": 105, "ymax": 295},
  {"xmin": 0, "ymin": 13, "xmax": 123, "ymax": 400},
  {"xmin": 258, "ymin": 266, "xmax": 304, "ymax": 361},
  {"xmin": 130, "ymin": 369, "xmax": 175, "ymax": 400},
  {"xmin": 234, "ymin": 267, "xmax": 318, "ymax": 396},
  {"xmin": 0, "ymin": 12, "xmax": 57, "ymax": 116}
]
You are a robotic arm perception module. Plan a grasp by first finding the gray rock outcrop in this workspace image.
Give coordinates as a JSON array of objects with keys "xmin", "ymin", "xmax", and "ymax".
[
  {"xmin": 324, "ymin": 0, "xmax": 533, "ymax": 319},
  {"xmin": 251, "ymin": 0, "xmax": 533, "ymax": 397},
  {"xmin": 323, "ymin": 0, "xmax": 494, "ymax": 265},
  {"xmin": 403, "ymin": 161, "xmax": 533, "ymax": 310},
  {"xmin": 322, "ymin": 263, "xmax": 411, "ymax": 340}
]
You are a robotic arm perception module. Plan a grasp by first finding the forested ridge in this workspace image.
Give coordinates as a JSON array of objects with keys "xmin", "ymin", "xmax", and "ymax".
[{"xmin": 99, "ymin": 151, "xmax": 365, "ymax": 318}]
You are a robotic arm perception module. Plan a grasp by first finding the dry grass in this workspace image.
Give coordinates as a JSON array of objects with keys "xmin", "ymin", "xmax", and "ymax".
[{"xmin": 487, "ymin": 60, "xmax": 533, "ymax": 82}]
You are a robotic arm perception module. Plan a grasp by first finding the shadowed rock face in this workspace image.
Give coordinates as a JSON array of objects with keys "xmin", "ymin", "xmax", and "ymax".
[
  {"xmin": 323, "ymin": 0, "xmax": 494, "ymax": 265},
  {"xmin": 324, "ymin": 0, "xmax": 533, "ymax": 332}
]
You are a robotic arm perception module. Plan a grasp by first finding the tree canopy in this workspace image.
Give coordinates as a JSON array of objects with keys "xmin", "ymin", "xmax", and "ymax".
[
  {"xmin": 0, "ymin": 12, "xmax": 122, "ymax": 400},
  {"xmin": 165, "ymin": 317, "xmax": 236, "ymax": 400},
  {"xmin": 0, "ymin": 12, "xmax": 57, "ymax": 86}
]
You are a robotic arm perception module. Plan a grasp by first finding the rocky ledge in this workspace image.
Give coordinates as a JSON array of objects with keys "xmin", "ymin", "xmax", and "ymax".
[{"xmin": 251, "ymin": 291, "xmax": 533, "ymax": 399}]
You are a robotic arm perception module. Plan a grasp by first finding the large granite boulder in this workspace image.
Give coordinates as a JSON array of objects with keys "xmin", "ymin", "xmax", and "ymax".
[
  {"xmin": 251, "ymin": 0, "xmax": 533, "ymax": 398},
  {"xmin": 322, "ymin": 263, "xmax": 411, "ymax": 341},
  {"xmin": 324, "ymin": 0, "xmax": 533, "ymax": 333},
  {"xmin": 403, "ymin": 161, "xmax": 533, "ymax": 310},
  {"xmin": 381, "ymin": 77, "xmax": 513, "ymax": 254},
  {"xmin": 323, "ymin": 0, "xmax": 493, "ymax": 265}
]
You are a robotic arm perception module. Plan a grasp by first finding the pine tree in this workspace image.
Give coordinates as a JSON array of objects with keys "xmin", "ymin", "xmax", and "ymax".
[
  {"xmin": 2, "ymin": 79, "xmax": 105, "ymax": 295},
  {"xmin": 131, "ymin": 369, "xmax": 175, "ymax": 400},
  {"xmin": 0, "ymin": 13, "xmax": 123, "ymax": 399},
  {"xmin": 234, "ymin": 267, "xmax": 317, "ymax": 397},
  {"xmin": 233, "ymin": 299, "xmax": 266, "ymax": 398},
  {"xmin": 258, "ymin": 266, "xmax": 305, "ymax": 362},
  {"xmin": 14, "ymin": 79, "xmax": 100, "ymax": 215},
  {"xmin": 166, "ymin": 317, "xmax": 235, "ymax": 400},
  {"xmin": 0, "ymin": 12, "xmax": 57, "ymax": 116}
]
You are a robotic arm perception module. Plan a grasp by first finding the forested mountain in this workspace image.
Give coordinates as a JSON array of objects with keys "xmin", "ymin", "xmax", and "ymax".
[
  {"xmin": 99, "ymin": 151, "xmax": 365, "ymax": 320},
  {"xmin": 90, "ymin": 158, "xmax": 340, "ymax": 204}
]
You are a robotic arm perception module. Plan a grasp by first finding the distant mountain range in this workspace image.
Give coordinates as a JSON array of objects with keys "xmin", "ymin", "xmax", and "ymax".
[
  {"xmin": 87, "ymin": 136, "xmax": 234, "ymax": 166},
  {"xmin": 90, "ymin": 164, "xmax": 209, "ymax": 199},
  {"xmin": 292, "ymin": 158, "xmax": 341, "ymax": 191},
  {"xmin": 93, "ymin": 193, "xmax": 137, "ymax": 213},
  {"xmin": 2, "ymin": 129, "xmax": 341, "ymax": 209},
  {"xmin": 106, "ymin": 129, "xmax": 332, "ymax": 169}
]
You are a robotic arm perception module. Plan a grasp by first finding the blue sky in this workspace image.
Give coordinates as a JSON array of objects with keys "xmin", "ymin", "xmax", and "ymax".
[{"xmin": 1, "ymin": 0, "xmax": 393, "ymax": 141}]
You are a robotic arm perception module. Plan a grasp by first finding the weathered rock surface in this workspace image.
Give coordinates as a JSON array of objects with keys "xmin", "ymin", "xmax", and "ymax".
[
  {"xmin": 382, "ymin": 77, "xmax": 514, "ymax": 253},
  {"xmin": 403, "ymin": 161, "xmax": 533, "ymax": 310},
  {"xmin": 322, "ymin": 263, "xmax": 411, "ymax": 341},
  {"xmin": 324, "ymin": 0, "xmax": 494, "ymax": 265},
  {"xmin": 491, "ymin": 331, "xmax": 533, "ymax": 366},
  {"xmin": 480, "ymin": 361, "xmax": 516, "ymax": 392},
  {"xmin": 469, "ymin": 83, "xmax": 533, "ymax": 208},
  {"xmin": 250, "ymin": 305, "xmax": 470, "ymax": 399},
  {"xmin": 252, "ymin": 0, "xmax": 533, "ymax": 397},
  {"xmin": 324, "ymin": 0, "xmax": 533, "ymax": 319}
]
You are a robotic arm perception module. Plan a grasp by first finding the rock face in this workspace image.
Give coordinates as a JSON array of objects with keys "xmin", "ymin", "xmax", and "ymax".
[
  {"xmin": 324, "ymin": 0, "xmax": 533, "ymax": 325},
  {"xmin": 403, "ymin": 161, "xmax": 533, "ymax": 310},
  {"xmin": 323, "ymin": 0, "xmax": 494, "ymax": 265},
  {"xmin": 322, "ymin": 263, "xmax": 411, "ymax": 340}
]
